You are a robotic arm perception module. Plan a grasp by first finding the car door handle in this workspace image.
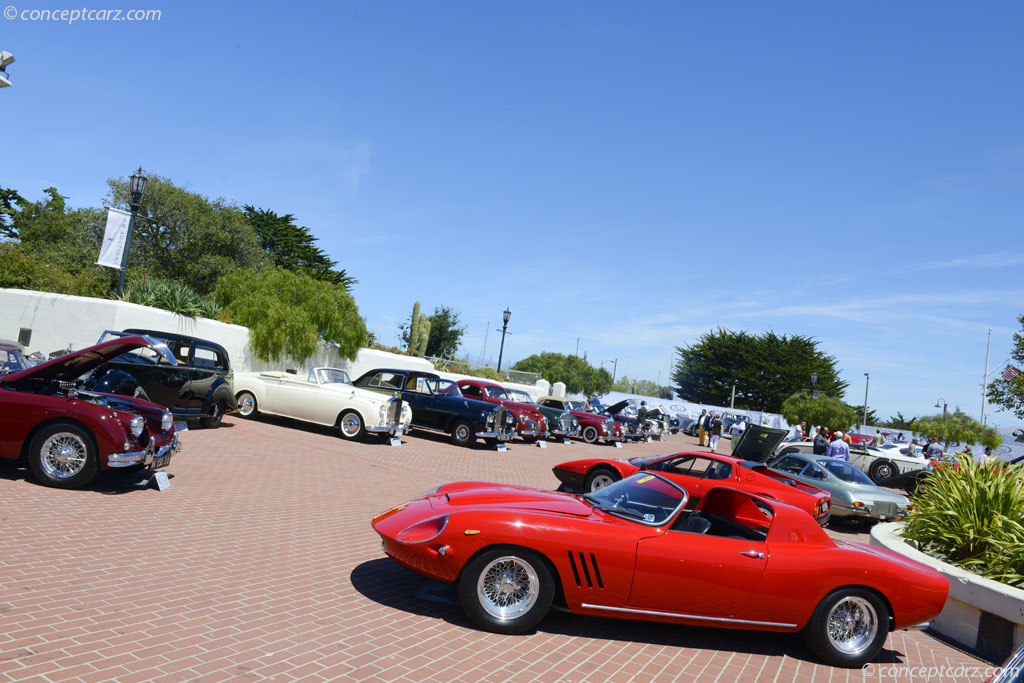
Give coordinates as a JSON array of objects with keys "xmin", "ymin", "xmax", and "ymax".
[{"xmin": 740, "ymin": 550, "xmax": 765, "ymax": 559}]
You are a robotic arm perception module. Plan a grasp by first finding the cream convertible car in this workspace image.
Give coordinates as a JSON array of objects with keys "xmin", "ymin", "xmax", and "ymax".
[{"xmin": 234, "ymin": 367, "xmax": 412, "ymax": 440}]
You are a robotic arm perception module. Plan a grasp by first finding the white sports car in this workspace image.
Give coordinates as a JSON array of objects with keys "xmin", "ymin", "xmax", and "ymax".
[{"xmin": 234, "ymin": 367, "xmax": 412, "ymax": 441}]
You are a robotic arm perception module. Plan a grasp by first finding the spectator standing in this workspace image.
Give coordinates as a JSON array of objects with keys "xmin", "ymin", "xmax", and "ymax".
[
  {"xmin": 984, "ymin": 446, "xmax": 994, "ymax": 457},
  {"xmin": 701, "ymin": 410, "xmax": 713, "ymax": 446},
  {"xmin": 896, "ymin": 432, "xmax": 904, "ymax": 442},
  {"xmin": 798, "ymin": 422, "xmax": 807, "ymax": 439},
  {"xmin": 709, "ymin": 413, "xmax": 723, "ymax": 453},
  {"xmin": 637, "ymin": 401, "xmax": 648, "ymax": 435},
  {"xmin": 697, "ymin": 409, "xmax": 708, "ymax": 446},
  {"xmin": 730, "ymin": 418, "xmax": 746, "ymax": 438},
  {"xmin": 871, "ymin": 430, "xmax": 885, "ymax": 446},
  {"xmin": 907, "ymin": 441, "xmax": 918, "ymax": 457},
  {"xmin": 926, "ymin": 437, "xmax": 944, "ymax": 459},
  {"xmin": 828, "ymin": 431, "xmax": 851, "ymax": 461},
  {"xmin": 842, "ymin": 431, "xmax": 853, "ymax": 445},
  {"xmin": 813, "ymin": 428, "xmax": 829, "ymax": 455}
]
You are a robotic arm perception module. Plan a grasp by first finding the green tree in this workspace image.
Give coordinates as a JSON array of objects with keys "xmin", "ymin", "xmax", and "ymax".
[
  {"xmin": 882, "ymin": 412, "xmax": 917, "ymax": 430},
  {"xmin": 0, "ymin": 185, "xmax": 111, "ymax": 295},
  {"xmin": 848, "ymin": 405, "xmax": 879, "ymax": 427},
  {"xmin": 512, "ymin": 352, "xmax": 613, "ymax": 395},
  {"xmin": 611, "ymin": 376, "xmax": 673, "ymax": 399},
  {"xmin": 106, "ymin": 175, "xmax": 266, "ymax": 294},
  {"xmin": 987, "ymin": 314, "xmax": 1024, "ymax": 420},
  {"xmin": 673, "ymin": 329, "xmax": 847, "ymax": 412},
  {"xmin": 398, "ymin": 305, "xmax": 467, "ymax": 359},
  {"xmin": 213, "ymin": 267, "xmax": 366, "ymax": 363},
  {"xmin": 243, "ymin": 206, "xmax": 355, "ymax": 290},
  {"xmin": 780, "ymin": 392, "xmax": 858, "ymax": 432},
  {"xmin": 910, "ymin": 410, "xmax": 1001, "ymax": 452}
]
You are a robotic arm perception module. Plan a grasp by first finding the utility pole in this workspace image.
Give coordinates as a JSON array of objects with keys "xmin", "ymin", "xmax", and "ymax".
[
  {"xmin": 730, "ymin": 383, "xmax": 736, "ymax": 409},
  {"xmin": 982, "ymin": 328, "xmax": 992, "ymax": 425},
  {"xmin": 862, "ymin": 373, "xmax": 870, "ymax": 430}
]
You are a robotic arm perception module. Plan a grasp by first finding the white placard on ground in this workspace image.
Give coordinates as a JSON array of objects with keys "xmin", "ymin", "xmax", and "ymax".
[
  {"xmin": 537, "ymin": 440, "xmax": 547, "ymax": 448},
  {"xmin": 151, "ymin": 471, "xmax": 170, "ymax": 491}
]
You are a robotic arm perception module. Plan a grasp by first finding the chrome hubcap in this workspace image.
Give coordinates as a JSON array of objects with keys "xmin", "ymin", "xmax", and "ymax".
[
  {"xmin": 39, "ymin": 433, "xmax": 88, "ymax": 479},
  {"xmin": 477, "ymin": 556, "xmax": 539, "ymax": 620},
  {"xmin": 456, "ymin": 425, "xmax": 470, "ymax": 441},
  {"xmin": 878, "ymin": 465, "xmax": 892, "ymax": 478},
  {"xmin": 237, "ymin": 394, "xmax": 255, "ymax": 416},
  {"xmin": 827, "ymin": 596, "xmax": 878, "ymax": 655},
  {"xmin": 341, "ymin": 414, "xmax": 362, "ymax": 437}
]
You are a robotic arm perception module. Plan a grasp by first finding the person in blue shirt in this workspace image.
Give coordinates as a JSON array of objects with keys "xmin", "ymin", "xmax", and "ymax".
[{"xmin": 827, "ymin": 431, "xmax": 851, "ymax": 461}]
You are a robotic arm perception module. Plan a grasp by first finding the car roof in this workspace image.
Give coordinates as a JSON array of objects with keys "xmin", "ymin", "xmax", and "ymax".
[{"xmin": 121, "ymin": 328, "xmax": 228, "ymax": 354}]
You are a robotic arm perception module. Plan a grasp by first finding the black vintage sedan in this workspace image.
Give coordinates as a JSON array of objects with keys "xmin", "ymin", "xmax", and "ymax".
[
  {"xmin": 352, "ymin": 368, "xmax": 517, "ymax": 447},
  {"xmin": 84, "ymin": 329, "xmax": 236, "ymax": 428}
]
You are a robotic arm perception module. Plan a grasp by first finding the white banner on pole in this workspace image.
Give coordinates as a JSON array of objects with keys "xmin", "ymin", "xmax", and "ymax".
[{"xmin": 96, "ymin": 208, "xmax": 131, "ymax": 269}]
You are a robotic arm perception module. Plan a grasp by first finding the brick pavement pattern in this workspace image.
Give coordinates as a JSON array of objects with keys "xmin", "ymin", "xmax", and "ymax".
[{"xmin": 0, "ymin": 417, "xmax": 990, "ymax": 682}]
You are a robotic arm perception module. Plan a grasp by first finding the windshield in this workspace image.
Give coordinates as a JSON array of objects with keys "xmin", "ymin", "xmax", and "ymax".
[
  {"xmin": 0, "ymin": 348, "xmax": 29, "ymax": 373},
  {"xmin": 314, "ymin": 368, "xmax": 351, "ymax": 385},
  {"xmin": 483, "ymin": 386, "xmax": 508, "ymax": 399},
  {"xmin": 507, "ymin": 389, "xmax": 534, "ymax": 403},
  {"xmin": 821, "ymin": 458, "xmax": 875, "ymax": 485},
  {"xmin": 564, "ymin": 400, "xmax": 586, "ymax": 411},
  {"xmin": 582, "ymin": 473, "xmax": 687, "ymax": 526},
  {"xmin": 426, "ymin": 379, "xmax": 462, "ymax": 396}
]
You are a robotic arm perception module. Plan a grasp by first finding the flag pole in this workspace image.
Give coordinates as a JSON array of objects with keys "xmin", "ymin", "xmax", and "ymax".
[{"xmin": 981, "ymin": 328, "xmax": 991, "ymax": 425}]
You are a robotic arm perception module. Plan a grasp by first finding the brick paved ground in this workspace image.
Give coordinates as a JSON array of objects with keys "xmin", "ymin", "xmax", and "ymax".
[{"xmin": 0, "ymin": 418, "xmax": 991, "ymax": 682}]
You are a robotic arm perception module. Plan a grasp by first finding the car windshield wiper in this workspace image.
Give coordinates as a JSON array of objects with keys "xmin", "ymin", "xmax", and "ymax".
[{"xmin": 607, "ymin": 508, "xmax": 647, "ymax": 521}]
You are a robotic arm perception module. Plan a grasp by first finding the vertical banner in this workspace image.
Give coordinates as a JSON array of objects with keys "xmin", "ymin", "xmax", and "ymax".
[{"xmin": 96, "ymin": 208, "xmax": 131, "ymax": 269}]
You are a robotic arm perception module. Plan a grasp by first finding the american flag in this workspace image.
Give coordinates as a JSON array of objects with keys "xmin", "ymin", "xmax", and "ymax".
[{"xmin": 1004, "ymin": 365, "xmax": 1021, "ymax": 381}]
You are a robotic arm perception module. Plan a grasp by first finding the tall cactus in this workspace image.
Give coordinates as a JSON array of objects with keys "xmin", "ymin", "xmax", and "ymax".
[{"xmin": 408, "ymin": 302, "xmax": 431, "ymax": 356}]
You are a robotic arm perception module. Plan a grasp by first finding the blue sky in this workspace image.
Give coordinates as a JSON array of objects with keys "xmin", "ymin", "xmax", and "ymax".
[{"xmin": 3, "ymin": 1, "xmax": 1023, "ymax": 426}]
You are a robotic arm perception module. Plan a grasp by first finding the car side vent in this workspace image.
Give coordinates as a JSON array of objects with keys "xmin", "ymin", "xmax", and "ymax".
[{"xmin": 566, "ymin": 550, "xmax": 603, "ymax": 588}]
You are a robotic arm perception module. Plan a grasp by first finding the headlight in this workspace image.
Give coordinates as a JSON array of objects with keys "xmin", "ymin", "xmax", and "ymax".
[
  {"xmin": 160, "ymin": 411, "xmax": 173, "ymax": 433},
  {"xmin": 129, "ymin": 415, "xmax": 145, "ymax": 438},
  {"xmin": 486, "ymin": 412, "xmax": 495, "ymax": 424},
  {"xmin": 526, "ymin": 419, "xmax": 537, "ymax": 431}
]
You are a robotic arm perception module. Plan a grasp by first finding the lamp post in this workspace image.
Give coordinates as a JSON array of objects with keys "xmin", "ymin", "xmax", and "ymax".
[
  {"xmin": 935, "ymin": 398, "xmax": 948, "ymax": 419},
  {"xmin": 810, "ymin": 372, "xmax": 818, "ymax": 400},
  {"xmin": 862, "ymin": 373, "xmax": 870, "ymax": 430},
  {"xmin": 115, "ymin": 167, "xmax": 149, "ymax": 297},
  {"xmin": 496, "ymin": 308, "xmax": 511, "ymax": 373}
]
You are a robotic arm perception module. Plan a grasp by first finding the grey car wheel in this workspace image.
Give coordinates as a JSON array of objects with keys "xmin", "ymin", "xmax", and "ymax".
[
  {"xmin": 339, "ymin": 410, "xmax": 366, "ymax": 440},
  {"xmin": 458, "ymin": 547, "xmax": 555, "ymax": 634},
  {"xmin": 236, "ymin": 392, "xmax": 258, "ymax": 418},
  {"xmin": 585, "ymin": 468, "xmax": 620, "ymax": 492},
  {"xmin": 451, "ymin": 420, "xmax": 474, "ymax": 447},
  {"xmin": 803, "ymin": 588, "xmax": 889, "ymax": 667},
  {"xmin": 581, "ymin": 425, "xmax": 599, "ymax": 443}
]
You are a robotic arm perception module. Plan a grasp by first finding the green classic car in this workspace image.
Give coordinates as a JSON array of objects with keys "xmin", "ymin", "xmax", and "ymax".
[{"xmin": 504, "ymin": 388, "xmax": 581, "ymax": 439}]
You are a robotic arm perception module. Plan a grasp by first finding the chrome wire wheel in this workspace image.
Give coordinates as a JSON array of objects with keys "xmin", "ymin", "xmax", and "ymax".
[
  {"xmin": 476, "ymin": 555, "xmax": 540, "ymax": 621},
  {"xmin": 39, "ymin": 432, "xmax": 88, "ymax": 480},
  {"xmin": 826, "ymin": 596, "xmax": 878, "ymax": 655}
]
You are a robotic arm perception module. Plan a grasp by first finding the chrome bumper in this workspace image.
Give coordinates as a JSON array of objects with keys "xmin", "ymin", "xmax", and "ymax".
[
  {"xmin": 476, "ymin": 430, "xmax": 514, "ymax": 442},
  {"xmin": 550, "ymin": 428, "xmax": 580, "ymax": 437},
  {"xmin": 108, "ymin": 434, "xmax": 181, "ymax": 468},
  {"xmin": 367, "ymin": 420, "xmax": 408, "ymax": 435},
  {"xmin": 603, "ymin": 435, "xmax": 625, "ymax": 442}
]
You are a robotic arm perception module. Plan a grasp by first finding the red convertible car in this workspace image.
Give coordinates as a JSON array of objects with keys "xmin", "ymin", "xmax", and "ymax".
[
  {"xmin": 552, "ymin": 424, "xmax": 832, "ymax": 524},
  {"xmin": 372, "ymin": 474, "xmax": 948, "ymax": 667},
  {"xmin": 0, "ymin": 336, "xmax": 182, "ymax": 489}
]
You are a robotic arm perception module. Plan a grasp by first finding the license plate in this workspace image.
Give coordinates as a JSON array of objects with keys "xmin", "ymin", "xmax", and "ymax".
[{"xmin": 152, "ymin": 454, "xmax": 171, "ymax": 469}]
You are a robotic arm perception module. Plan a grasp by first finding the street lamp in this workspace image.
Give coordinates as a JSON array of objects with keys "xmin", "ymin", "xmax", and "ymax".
[
  {"xmin": 862, "ymin": 373, "xmax": 870, "ymax": 430},
  {"xmin": 115, "ymin": 167, "xmax": 149, "ymax": 297},
  {"xmin": 935, "ymin": 398, "xmax": 948, "ymax": 418},
  {"xmin": 810, "ymin": 372, "xmax": 818, "ymax": 400},
  {"xmin": 496, "ymin": 308, "xmax": 511, "ymax": 373}
]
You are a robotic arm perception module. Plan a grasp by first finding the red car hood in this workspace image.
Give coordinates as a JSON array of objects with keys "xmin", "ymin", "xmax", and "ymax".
[
  {"xmin": 437, "ymin": 484, "xmax": 593, "ymax": 518},
  {"xmin": 1, "ymin": 335, "xmax": 176, "ymax": 384}
]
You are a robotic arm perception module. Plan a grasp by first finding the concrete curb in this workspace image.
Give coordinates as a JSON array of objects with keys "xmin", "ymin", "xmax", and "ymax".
[{"xmin": 871, "ymin": 522, "xmax": 1024, "ymax": 661}]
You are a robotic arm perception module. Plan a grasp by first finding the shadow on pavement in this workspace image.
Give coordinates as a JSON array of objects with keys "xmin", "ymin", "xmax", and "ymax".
[
  {"xmin": 0, "ymin": 458, "xmax": 174, "ymax": 495},
  {"xmin": 350, "ymin": 558, "xmax": 908, "ymax": 667}
]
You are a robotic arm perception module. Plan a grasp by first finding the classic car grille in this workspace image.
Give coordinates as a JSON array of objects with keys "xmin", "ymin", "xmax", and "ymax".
[
  {"xmin": 567, "ymin": 550, "xmax": 604, "ymax": 588},
  {"xmin": 387, "ymin": 398, "xmax": 402, "ymax": 425},
  {"xmin": 493, "ymin": 406, "xmax": 506, "ymax": 432}
]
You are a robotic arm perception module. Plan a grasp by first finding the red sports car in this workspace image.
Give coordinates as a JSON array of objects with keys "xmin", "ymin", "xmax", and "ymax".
[
  {"xmin": 553, "ymin": 424, "xmax": 831, "ymax": 525},
  {"xmin": 372, "ymin": 474, "xmax": 948, "ymax": 668},
  {"xmin": 0, "ymin": 335, "xmax": 182, "ymax": 489}
]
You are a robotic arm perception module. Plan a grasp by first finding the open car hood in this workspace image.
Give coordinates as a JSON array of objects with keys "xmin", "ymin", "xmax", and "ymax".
[
  {"xmin": 730, "ymin": 424, "xmax": 789, "ymax": 463},
  {"xmin": 604, "ymin": 399, "xmax": 631, "ymax": 415},
  {"xmin": 0, "ymin": 335, "xmax": 176, "ymax": 384}
]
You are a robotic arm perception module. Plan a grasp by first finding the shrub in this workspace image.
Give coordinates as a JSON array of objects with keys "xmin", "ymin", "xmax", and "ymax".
[
  {"xmin": 118, "ymin": 278, "xmax": 221, "ymax": 319},
  {"xmin": 902, "ymin": 455, "xmax": 1024, "ymax": 586}
]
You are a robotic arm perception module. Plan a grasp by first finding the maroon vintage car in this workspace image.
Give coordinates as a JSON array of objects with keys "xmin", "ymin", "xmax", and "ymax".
[
  {"xmin": 0, "ymin": 336, "xmax": 182, "ymax": 489},
  {"xmin": 457, "ymin": 379, "xmax": 549, "ymax": 440},
  {"xmin": 536, "ymin": 395, "xmax": 624, "ymax": 444}
]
